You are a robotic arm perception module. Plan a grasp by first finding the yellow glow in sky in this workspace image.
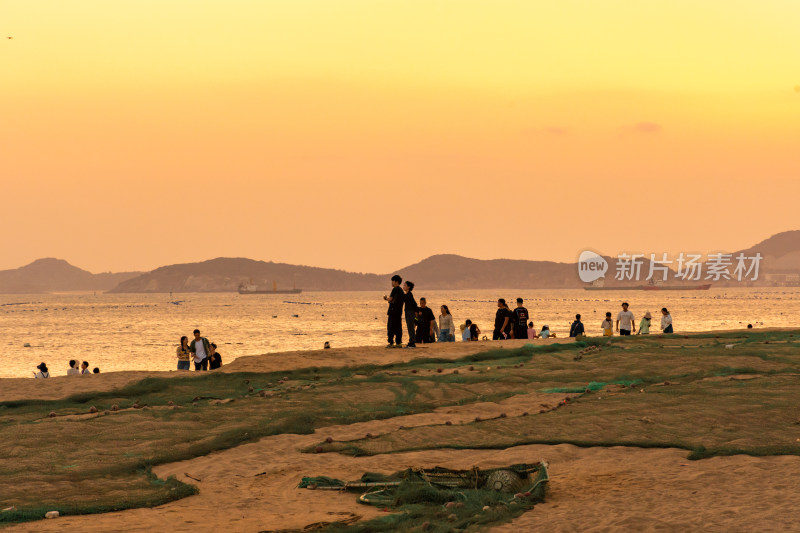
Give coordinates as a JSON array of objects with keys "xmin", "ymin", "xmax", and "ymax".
[{"xmin": 1, "ymin": 1, "xmax": 799, "ymax": 273}]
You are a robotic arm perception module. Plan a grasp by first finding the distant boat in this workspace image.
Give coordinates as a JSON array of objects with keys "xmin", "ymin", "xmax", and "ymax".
[
  {"xmin": 584, "ymin": 279, "xmax": 711, "ymax": 291},
  {"xmin": 238, "ymin": 280, "xmax": 302, "ymax": 295}
]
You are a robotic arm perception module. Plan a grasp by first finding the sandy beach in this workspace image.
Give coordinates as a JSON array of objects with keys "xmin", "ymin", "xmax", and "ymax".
[{"xmin": 4, "ymin": 332, "xmax": 800, "ymax": 532}]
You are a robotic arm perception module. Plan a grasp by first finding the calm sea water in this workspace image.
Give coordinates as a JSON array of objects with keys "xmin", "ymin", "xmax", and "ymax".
[{"xmin": 2, "ymin": 288, "xmax": 798, "ymax": 378}]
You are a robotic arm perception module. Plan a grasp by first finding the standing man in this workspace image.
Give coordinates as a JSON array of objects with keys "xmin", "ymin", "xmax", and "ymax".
[
  {"xmin": 383, "ymin": 275, "xmax": 405, "ymax": 347},
  {"xmin": 616, "ymin": 302, "xmax": 636, "ymax": 336},
  {"xmin": 403, "ymin": 281, "xmax": 418, "ymax": 348},
  {"xmin": 189, "ymin": 329, "xmax": 211, "ymax": 371},
  {"xmin": 493, "ymin": 298, "xmax": 511, "ymax": 340},
  {"xmin": 416, "ymin": 298, "xmax": 436, "ymax": 343},
  {"xmin": 511, "ymin": 298, "xmax": 530, "ymax": 340}
]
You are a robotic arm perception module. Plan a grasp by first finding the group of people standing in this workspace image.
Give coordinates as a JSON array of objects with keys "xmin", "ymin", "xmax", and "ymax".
[
  {"xmin": 385, "ymin": 274, "xmax": 677, "ymax": 347},
  {"xmin": 176, "ymin": 329, "xmax": 222, "ymax": 371},
  {"xmin": 597, "ymin": 302, "xmax": 673, "ymax": 336},
  {"xmin": 384, "ymin": 276, "xmax": 456, "ymax": 348}
]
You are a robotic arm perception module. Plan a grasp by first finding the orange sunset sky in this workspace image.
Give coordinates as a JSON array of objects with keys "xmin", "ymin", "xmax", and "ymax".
[{"xmin": 2, "ymin": 1, "xmax": 799, "ymax": 274}]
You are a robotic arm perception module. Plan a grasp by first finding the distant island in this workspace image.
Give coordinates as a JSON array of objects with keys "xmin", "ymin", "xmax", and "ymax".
[{"xmin": 2, "ymin": 231, "xmax": 799, "ymax": 294}]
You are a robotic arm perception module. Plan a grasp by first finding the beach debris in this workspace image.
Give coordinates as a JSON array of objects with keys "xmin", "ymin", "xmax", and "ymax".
[
  {"xmin": 315, "ymin": 446, "xmax": 324, "ymax": 454},
  {"xmin": 44, "ymin": 511, "xmax": 59, "ymax": 519},
  {"xmin": 111, "ymin": 404, "xmax": 119, "ymax": 411},
  {"xmin": 725, "ymin": 344, "xmax": 735, "ymax": 349},
  {"xmin": 522, "ymin": 411, "xmax": 528, "ymax": 416},
  {"xmin": 248, "ymin": 387, "xmax": 254, "ymax": 393},
  {"xmin": 640, "ymin": 417, "xmax": 655, "ymax": 424},
  {"xmin": 482, "ymin": 506, "xmax": 490, "ymax": 511},
  {"xmin": 447, "ymin": 513, "xmax": 458, "ymax": 521},
  {"xmin": 132, "ymin": 402, "xmax": 141, "ymax": 409},
  {"xmin": 445, "ymin": 420, "xmax": 452, "ymax": 426},
  {"xmin": 184, "ymin": 473, "xmax": 202, "ymax": 482},
  {"xmin": 167, "ymin": 401, "xmax": 174, "ymax": 406},
  {"xmin": 499, "ymin": 413, "xmax": 507, "ymax": 418},
  {"xmin": 436, "ymin": 368, "xmax": 443, "ymax": 373},
  {"xmin": 23, "ymin": 343, "xmax": 31, "ymax": 347},
  {"xmin": 453, "ymin": 369, "xmax": 459, "ymax": 374},
  {"xmin": 365, "ymin": 432, "xmax": 374, "ymax": 439},
  {"xmin": 474, "ymin": 416, "xmax": 482, "ymax": 422},
  {"xmin": 88, "ymin": 406, "xmax": 98, "ymax": 414},
  {"xmin": 324, "ymin": 341, "xmax": 331, "ymax": 349},
  {"xmin": 469, "ymin": 365, "xmax": 475, "ymax": 371},
  {"xmin": 48, "ymin": 411, "xmax": 56, "ymax": 418},
  {"xmin": 2, "ymin": 506, "xmax": 17, "ymax": 512},
  {"xmin": 104, "ymin": 410, "xmax": 110, "ymax": 415}
]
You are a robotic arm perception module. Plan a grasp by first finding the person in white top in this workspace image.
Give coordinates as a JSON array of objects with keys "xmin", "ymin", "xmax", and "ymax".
[
  {"xmin": 461, "ymin": 320, "xmax": 473, "ymax": 341},
  {"xmin": 616, "ymin": 302, "xmax": 635, "ymax": 335},
  {"xmin": 661, "ymin": 307, "xmax": 673, "ymax": 333},
  {"xmin": 438, "ymin": 305, "xmax": 455, "ymax": 342},
  {"xmin": 33, "ymin": 362, "xmax": 50, "ymax": 378},
  {"xmin": 80, "ymin": 361, "xmax": 92, "ymax": 375},
  {"xmin": 66, "ymin": 360, "xmax": 81, "ymax": 376}
]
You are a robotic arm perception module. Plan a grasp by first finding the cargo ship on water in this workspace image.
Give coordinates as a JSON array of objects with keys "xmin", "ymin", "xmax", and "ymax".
[
  {"xmin": 584, "ymin": 279, "xmax": 711, "ymax": 291},
  {"xmin": 238, "ymin": 280, "xmax": 302, "ymax": 295}
]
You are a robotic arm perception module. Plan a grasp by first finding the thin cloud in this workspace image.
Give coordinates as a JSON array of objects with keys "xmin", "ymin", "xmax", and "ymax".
[{"xmin": 632, "ymin": 122, "xmax": 661, "ymax": 134}]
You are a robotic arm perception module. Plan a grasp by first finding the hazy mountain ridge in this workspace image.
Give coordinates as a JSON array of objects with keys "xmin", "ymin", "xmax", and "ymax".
[
  {"xmin": 0, "ymin": 258, "xmax": 142, "ymax": 294},
  {"xmin": 3, "ymin": 230, "xmax": 799, "ymax": 294}
]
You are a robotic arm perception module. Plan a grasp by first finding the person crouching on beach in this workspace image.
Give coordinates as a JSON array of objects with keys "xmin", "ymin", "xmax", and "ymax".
[
  {"xmin": 469, "ymin": 322, "xmax": 481, "ymax": 341},
  {"xmin": 208, "ymin": 343, "xmax": 222, "ymax": 369},
  {"xmin": 81, "ymin": 361, "xmax": 91, "ymax": 375},
  {"xmin": 403, "ymin": 281, "xmax": 418, "ymax": 348},
  {"xmin": 601, "ymin": 312, "xmax": 614, "ymax": 336},
  {"xmin": 67, "ymin": 360, "xmax": 80, "ymax": 376},
  {"xmin": 383, "ymin": 274, "xmax": 404, "ymax": 348},
  {"xmin": 461, "ymin": 320, "xmax": 473, "ymax": 341},
  {"xmin": 177, "ymin": 336, "xmax": 192, "ymax": 370},
  {"xmin": 33, "ymin": 362, "xmax": 50, "ymax": 378},
  {"xmin": 638, "ymin": 312, "xmax": 652, "ymax": 335},
  {"xmin": 616, "ymin": 302, "xmax": 635, "ymax": 335},
  {"xmin": 438, "ymin": 305, "xmax": 455, "ymax": 342},
  {"xmin": 539, "ymin": 325, "xmax": 551, "ymax": 338},
  {"xmin": 189, "ymin": 329, "xmax": 211, "ymax": 371},
  {"xmin": 661, "ymin": 308, "xmax": 673, "ymax": 333}
]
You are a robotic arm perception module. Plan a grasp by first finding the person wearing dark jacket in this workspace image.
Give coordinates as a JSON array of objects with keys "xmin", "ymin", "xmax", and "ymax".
[
  {"xmin": 403, "ymin": 281, "xmax": 418, "ymax": 348},
  {"xmin": 416, "ymin": 298, "xmax": 436, "ymax": 343},
  {"xmin": 383, "ymin": 274, "xmax": 405, "ymax": 347},
  {"xmin": 569, "ymin": 314, "xmax": 585, "ymax": 338}
]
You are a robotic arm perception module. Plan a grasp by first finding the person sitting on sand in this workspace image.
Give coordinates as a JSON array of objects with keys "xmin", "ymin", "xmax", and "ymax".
[
  {"xmin": 176, "ymin": 336, "xmax": 192, "ymax": 371},
  {"xmin": 438, "ymin": 305, "xmax": 455, "ymax": 342},
  {"xmin": 208, "ymin": 343, "xmax": 222, "ymax": 370},
  {"xmin": 601, "ymin": 312, "xmax": 614, "ymax": 336},
  {"xmin": 469, "ymin": 322, "xmax": 481, "ymax": 341},
  {"xmin": 189, "ymin": 329, "xmax": 211, "ymax": 371},
  {"xmin": 461, "ymin": 320, "xmax": 473, "ymax": 341},
  {"xmin": 661, "ymin": 308, "xmax": 673, "ymax": 333},
  {"xmin": 539, "ymin": 325, "xmax": 551, "ymax": 339},
  {"xmin": 33, "ymin": 362, "xmax": 50, "ymax": 378},
  {"xmin": 569, "ymin": 314, "xmax": 585, "ymax": 338},
  {"xmin": 527, "ymin": 321, "xmax": 537, "ymax": 340},
  {"xmin": 67, "ymin": 360, "xmax": 81, "ymax": 376},
  {"xmin": 638, "ymin": 312, "xmax": 652, "ymax": 335},
  {"xmin": 81, "ymin": 361, "xmax": 91, "ymax": 375},
  {"xmin": 93, "ymin": 367, "xmax": 100, "ymax": 374}
]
